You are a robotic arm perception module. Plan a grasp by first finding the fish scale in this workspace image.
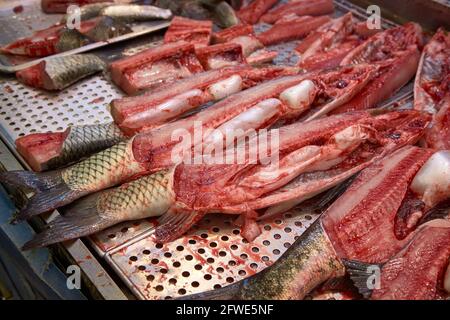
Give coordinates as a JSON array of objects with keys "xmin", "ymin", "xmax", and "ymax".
[
  {"xmin": 61, "ymin": 140, "xmax": 141, "ymax": 192},
  {"xmin": 96, "ymin": 170, "xmax": 173, "ymax": 219},
  {"xmin": 45, "ymin": 122, "xmax": 127, "ymax": 170}
]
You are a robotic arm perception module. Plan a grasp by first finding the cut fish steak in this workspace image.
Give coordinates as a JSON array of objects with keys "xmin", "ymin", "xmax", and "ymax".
[
  {"xmin": 164, "ymin": 16, "xmax": 213, "ymax": 48},
  {"xmin": 110, "ymin": 41, "xmax": 204, "ymax": 95},
  {"xmin": 195, "ymin": 42, "xmax": 246, "ymax": 70},
  {"xmin": 260, "ymin": 0, "xmax": 334, "ymax": 24},
  {"xmin": 3, "ymin": 64, "xmax": 378, "ymax": 219},
  {"xmin": 18, "ymin": 110, "xmax": 431, "ymax": 249},
  {"xmin": 257, "ymin": 15, "xmax": 332, "ymax": 46},
  {"xmin": 16, "ymin": 54, "xmax": 106, "ymax": 91},
  {"xmin": 237, "ymin": 0, "xmax": 278, "ymax": 25},
  {"xmin": 414, "ymin": 28, "xmax": 450, "ymax": 150}
]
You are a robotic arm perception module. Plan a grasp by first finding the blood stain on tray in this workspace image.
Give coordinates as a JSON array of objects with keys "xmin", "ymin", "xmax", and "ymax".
[{"xmin": 13, "ymin": 5, "xmax": 24, "ymax": 14}]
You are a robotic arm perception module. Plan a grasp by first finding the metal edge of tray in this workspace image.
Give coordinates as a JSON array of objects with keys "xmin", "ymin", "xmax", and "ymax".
[{"xmin": 0, "ymin": 137, "xmax": 127, "ymax": 300}]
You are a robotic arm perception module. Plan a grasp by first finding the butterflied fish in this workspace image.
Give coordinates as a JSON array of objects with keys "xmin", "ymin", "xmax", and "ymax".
[
  {"xmin": 178, "ymin": 146, "xmax": 439, "ymax": 299},
  {"xmin": 100, "ymin": 5, "xmax": 172, "ymax": 21},
  {"xmin": 16, "ymin": 54, "xmax": 106, "ymax": 91}
]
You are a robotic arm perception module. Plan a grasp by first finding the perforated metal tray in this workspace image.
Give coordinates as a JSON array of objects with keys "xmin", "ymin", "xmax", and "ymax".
[{"xmin": 0, "ymin": 0, "xmax": 411, "ymax": 300}]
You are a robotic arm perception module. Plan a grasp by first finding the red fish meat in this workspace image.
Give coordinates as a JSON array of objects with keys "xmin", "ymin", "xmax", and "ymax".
[
  {"xmin": 237, "ymin": 0, "xmax": 279, "ymax": 25},
  {"xmin": 164, "ymin": 16, "xmax": 213, "ymax": 48},
  {"xmin": 414, "ymin": 28, "xmax": 450, "ymax": 150},
  {"xmin": 110, "ymin": 41, "xmax": 204, "ymax": 95},
  {"xmin": 195, "ymin": 42, "xmax": 246, "ymax": 70},
  {"xmin": 260, "ymin": 0, "xmax": 334, "ymax": 24},
  {"xmin": 257, "ymin": 14, "xmax": 331, "ymax": 46}
]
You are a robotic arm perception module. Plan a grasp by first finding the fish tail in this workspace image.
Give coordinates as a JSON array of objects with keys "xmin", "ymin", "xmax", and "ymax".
[
  {"xmin": 22, "ymin": 191, "xmax": 115, "ymax": 250},
  {"xmin": 154, "ymin": 210, "xmax": 205, "ymax": 243},
  {"xmin": 0, "ymin": 170, "xmax": 77, "ymax": 221},
  {"xmin": 179, "ymin": 281, "xmax": 245, "ymax": 300}
]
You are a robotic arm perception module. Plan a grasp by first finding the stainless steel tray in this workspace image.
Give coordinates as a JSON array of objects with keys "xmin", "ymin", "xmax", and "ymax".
[
  {"xmin": 0, "ymin": 0, "xmax": 170, "ymax": 73},
  {"xmin": 0, "ymin": 0, "xmax": 413, "ymax": 300}
]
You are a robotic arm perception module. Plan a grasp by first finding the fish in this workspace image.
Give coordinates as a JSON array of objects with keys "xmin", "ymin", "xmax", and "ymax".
[
  {"xmin": 99, "ymin": 5, "xmax": 172, "ymax": 21},
  {"xmin": 41, "ymin": 0, "xmax": 111, "ymax": 14},
  {"xmin": 237, "ymin": 0, "xmax": 278, "ymax": 25},
  {"xmin": 21, "ymin": 169, "xmax": 174, "ymax": 250},
  {"xmin": 60, "ymin": 2, "xmax": 114, "ymax": 23},
  {"xmin": 2, "ymin": 65, "xmax": 377, "ymax": 219},
  {"xmin": 210, "ymin": 1, "xmax": 240, "ymax": 28},
  {"xmin": 110, "ymin": 41, "xmax": 205, "ymax": 95},
  {"xmin": 260, "ymin": 0, "xmax": 334, "ymax": 24},
  {"xmin": 256, "ymin": 15, "xmax": 332, "ymax": 46},
  {"xmin": 180, "ymin": 145, "xmax": 441, "ymax": 300},
  {"xmin": 15, "ymin": 54, "xmax": 106, "ymax": 91},
  {"xmin": 296, "ymin": 13, "xmax": 361, "ymax": 72},
  {"xmin": 213, "ymin": 24, "xmax": 264, "ymax": 58},
  {"xmin": 414, "ymin": 28, "xmax": 450, "ymax": 150},
  {"xmin": 345, "ymin": 219, "xmax": 450, "ymax": 300},
  {"xmin": 15, "ymin": 122, "xmax": 127, "ymax": 172},
  {"xmin": 330, "ymin": 23, "xmax": 424, "ymax": 115},
  {"xmin": 18, "ymin": 110, "xmax": 431, "ymax": 249},
  {"xmin": 76, "ymin": 16, "xmax": 132, "ymax": 42},
  {"xmin": 164, "ymin": 16, "xmax": 213, "ymax": 48},
  {"xmin": 17, "ymin": 65, "xmax": 299, "ymax": 171},
  {"xmin": 1, "ymin": 16, "xmax": 131, "ymax": 57},
  {"xmin": 19, "ymin": 107, "xmax": 427, "ymax": 246},
  {"xmin": 0, "ymin": 24, "xmax": 89, "ymax": 57},
  {"xmin": 195, "ymin": 42, "xmax": 246, "ymax": 70}
]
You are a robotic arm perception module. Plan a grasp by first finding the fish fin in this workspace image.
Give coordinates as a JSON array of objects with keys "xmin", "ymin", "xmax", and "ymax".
[
  {"xmin": 0, "ymin": 170, "xmax": 80, "ymax": 221},
  {"xmin": 0, "ymin": 170, "xmax": 62, "ymax": 192},
  {"xmin": 154, "ymin": 210, "xmax": 204, "ymax": 243},
  {"xmin": 178, "ymin": 281, "xmax": 244, "ymax": 300},
  {"xmin": 22, "ymin": 193, "xmax": 116, "ymax": 250},
  {"xmin": 342, "ymin": 259, "xmax": 382, "ymax": 299}
]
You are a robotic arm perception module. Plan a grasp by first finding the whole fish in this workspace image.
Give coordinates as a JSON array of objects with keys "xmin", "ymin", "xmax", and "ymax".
[
  {"xmin": 17, "ymin": 110, "xmax": 431, "ymax": 249},
  {"xmin": 60, "ymin": 2, "xmax": 114, "ymax": 23},
  {"xmin": 180, "ymin": 145, "xmax": 445, "ymax": 300},
  {"xmin": 203, "ymin": 1, "xmax": 239, "ymax": 28},
  {"xmin": 99, "ymin": 5, "xmax": 172, "ymax": 21},
  {"xmin": 16, "ymin": 54, "xmax": 106, "ymax": 91}
]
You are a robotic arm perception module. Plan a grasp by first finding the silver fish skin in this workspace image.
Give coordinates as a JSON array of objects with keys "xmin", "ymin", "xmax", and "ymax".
[
  {"xmin": 212, "ymin": 1, "xmax": 239, "ymax": 28},
  {"xmin": 81, "ymin": 16, "xmax": 132, "ymax": 41},
  {"xmin": 15, "ymin": 54, "xmax": 106, "ymax": 91},
  {"xmin": 60, "ymin": 2, "xmax": 115, "ymax": 23},
  {"xmin": 100, "ymin": 5, "xmax": 173, "ymax": 21},
  {"xmin": 43, "ymin": 54, "xmax": 107, "ymax": 90}
]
